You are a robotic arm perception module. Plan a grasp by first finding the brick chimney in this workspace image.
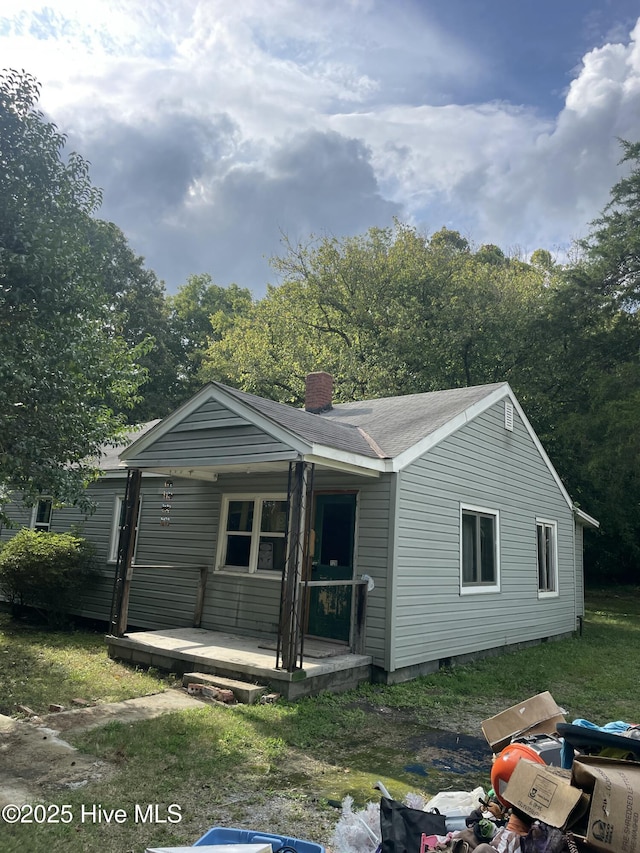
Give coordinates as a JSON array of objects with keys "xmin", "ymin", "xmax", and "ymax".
[{"xmin": 305, "ymin": 371, "xmax": 333, "ymax": 413}]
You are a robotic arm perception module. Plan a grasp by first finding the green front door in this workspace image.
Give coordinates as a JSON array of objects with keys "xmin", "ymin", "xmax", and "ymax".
[{"xmin": 307, "ymin": 493, "xmax": 356, "ymax": 643}]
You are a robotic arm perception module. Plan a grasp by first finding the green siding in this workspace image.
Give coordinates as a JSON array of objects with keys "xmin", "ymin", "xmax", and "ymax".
[
  {"xmin": 131, "ymin": 400, "xmax": 298, "ymax": 467},
  {"xmin": 1, "ymin": 469, "xmax": 391, "ymax": 664},
  {"xmin": 393, "ymin": 401, "xmax": 576, "ymax": 671}
]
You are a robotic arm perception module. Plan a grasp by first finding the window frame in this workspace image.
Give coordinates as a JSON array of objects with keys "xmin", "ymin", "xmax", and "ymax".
[
  {"xmin": 459, "ymin": 503, "xmax": 500, "ymax": 594},
  {"xmin": 215, "ymin": 493, "xmax": 288, "ymax": 577},
  {"xmin": 30, "ymin": 498, "xmax": 53, "ymax": 532},
  {"xmin": 108, "ymin": 494, "xmax": 142, "ymax": 564},
  {"xmin": 536, "ymin": 517, "xmax": 559, "ymax": 598}
]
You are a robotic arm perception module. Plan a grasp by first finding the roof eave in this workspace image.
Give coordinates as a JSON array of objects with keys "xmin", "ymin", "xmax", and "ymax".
[{"xmin": 573, "ymin": 507, "xmax": 600, "ymax": 529}]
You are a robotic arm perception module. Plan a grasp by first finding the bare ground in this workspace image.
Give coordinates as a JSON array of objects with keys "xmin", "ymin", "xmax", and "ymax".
[
  {"xmin": 0, "ymin": 689, "xmax": 501, "ymax": 850},
  {"xmin": 0, "ymin": 691, "xmax": 204, "ymax": 808}
]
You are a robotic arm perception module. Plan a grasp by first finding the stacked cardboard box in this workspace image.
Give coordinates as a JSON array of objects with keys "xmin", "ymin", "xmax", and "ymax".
[{"xmin": 482, "ymin": 693, "xmax": 640, "ymax": 852}]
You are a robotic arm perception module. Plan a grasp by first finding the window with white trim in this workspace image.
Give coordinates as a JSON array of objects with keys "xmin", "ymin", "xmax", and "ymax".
[
  {"xmin": 536, "ymin": 519, "xmax": 558, "ymax": 596},
  {"xmin": 31, "ymin": 499, "xmax": 53, "ymax": 532},
  {"xmin": 217, "ymin": 495, "xmax": 288, "ymax": 573},
  {"xmin": 108, "ymin": 495, "xmax": 141, "ymax": 563},
  {"xmin": 460, "ymin": 504, "xmax": 500, "ymax": 591}
]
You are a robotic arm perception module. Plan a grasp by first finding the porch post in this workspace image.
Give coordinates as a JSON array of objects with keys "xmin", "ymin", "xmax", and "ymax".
[
  {"xmin": 278, "ymin": 461, "xmax": 314, "ymax": 671},
  {"xmin": 109, "ymin": 468, "xmax": 142, "ymax": 637}
]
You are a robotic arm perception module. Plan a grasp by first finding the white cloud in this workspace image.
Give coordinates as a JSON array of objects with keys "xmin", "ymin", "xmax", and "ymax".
[{"xmin": 2, "ymin": 2, "xmax": 640, "ymax": 286}]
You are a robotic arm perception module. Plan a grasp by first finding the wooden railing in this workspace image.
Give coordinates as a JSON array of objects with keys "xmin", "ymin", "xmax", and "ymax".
[{"xmin": 299, "ymin": 577, "xmax": 369, "ymax": 654}]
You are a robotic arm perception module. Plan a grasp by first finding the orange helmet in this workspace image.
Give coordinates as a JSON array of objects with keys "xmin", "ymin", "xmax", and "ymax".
[{"xmin": 490, "ymin": 742, "xmax": 546, "ymax": 806}]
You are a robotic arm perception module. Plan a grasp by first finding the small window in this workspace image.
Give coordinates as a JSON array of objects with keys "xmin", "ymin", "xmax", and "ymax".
[
  {"xmin": 537, "ymin": 519, "xmax": 558, "ymax": 596},
  {"xmin": 460, "ymin": 505, "xmax": 500, "ymax": 593},
  {"xmin": 31, "ymin": 499, "xmax": 53, "ymax": 532},
  {"xmin": 217, "ymin": 494, "xmax": 288, "ymax": 574},
  {"xmin": 108, "ymin": 495, "xmax": 141, "ymax": 563}
]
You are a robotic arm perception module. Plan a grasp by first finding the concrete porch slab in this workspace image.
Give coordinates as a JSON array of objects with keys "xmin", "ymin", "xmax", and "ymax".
[{"xmin": 107, "ymin": 628, "xmax": 372, "ymax": 699}]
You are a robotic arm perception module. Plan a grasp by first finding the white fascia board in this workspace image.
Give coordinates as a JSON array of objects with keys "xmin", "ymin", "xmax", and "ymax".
[
  {"xmin": 98, "ymin": 469, "xmax": 163, "ymax": 479},
  {"xmin": 573, "ymin": 507, "xmax": 600, "ymax": 529},
  {"xmin": 508, "ymin": 392, "xmax": 574, "ymax": 512},
  {"xmin": 390, "ymin": 385, "xmax": 511, "ymax": 472},
  {"xmin": 120, "ymin": 383, "xmax": 311, "ymax": 462},
  {"xmin": 304, "ymin": 448, "xmax": 383, "ymax": 478},
  {"xmin": 391, "ymin": 384, "xmax": 576, "ymax": 516}
]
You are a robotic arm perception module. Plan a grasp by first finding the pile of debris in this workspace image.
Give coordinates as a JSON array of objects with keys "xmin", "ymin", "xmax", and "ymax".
[
  {"xmin": 332, "ymin": 692, "xmax": 640, "ymax": 853},
  {"xmin": 180, "ymin": 671, "xmax": 279, "ymax": 705}
]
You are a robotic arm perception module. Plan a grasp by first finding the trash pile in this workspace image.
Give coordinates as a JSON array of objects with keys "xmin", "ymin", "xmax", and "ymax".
[{"xmin": 331, "ymin": 692, "xmax": 640, "ymax": 853}]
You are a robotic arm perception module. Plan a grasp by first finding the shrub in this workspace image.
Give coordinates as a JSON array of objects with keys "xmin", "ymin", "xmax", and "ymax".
[{"xmin": 0, "ymin": 529, "xmax": 98, "ymax": 626}]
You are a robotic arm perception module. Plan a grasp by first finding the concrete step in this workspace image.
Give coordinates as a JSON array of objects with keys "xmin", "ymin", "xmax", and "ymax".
[{"xmin": 182, "ymin": 672, "xmax": 267, "ymax": 705}]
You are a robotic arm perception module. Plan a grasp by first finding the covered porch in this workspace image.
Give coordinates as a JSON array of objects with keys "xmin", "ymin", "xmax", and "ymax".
[{"xmin": 106, "ymin": 626, "xmax": 373, "ymax": 700}]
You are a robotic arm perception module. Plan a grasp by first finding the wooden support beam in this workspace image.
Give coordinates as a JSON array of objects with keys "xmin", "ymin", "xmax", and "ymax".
[
  {"xmin": 109, "ymin": 468, "xmax": 142, "ymax": 637},
  {"xmin": 193, "ymin": 565, "xmax": 209, "ymax": 627}
]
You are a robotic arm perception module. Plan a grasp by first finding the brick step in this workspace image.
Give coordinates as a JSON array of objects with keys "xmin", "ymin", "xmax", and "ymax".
[{"xmin": 182, "ymin": 671, "xmax": 267, "ymax": 705}]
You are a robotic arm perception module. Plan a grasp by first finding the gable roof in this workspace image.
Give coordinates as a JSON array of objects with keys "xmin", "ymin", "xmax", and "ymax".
[
  {"xmin": 322, "ymin": 383, "xmax": 507, "ymax": 458},
  {"xmin": 216, "ymin": 383, "xmax": 383, "ymax": 459},
  {"xmin": 121, "ymin": 380, "xmax": 511, "ymax": 474},
  {"xmin": 114, "ymin": 381, "xmax": 597, "ymax": 526}
]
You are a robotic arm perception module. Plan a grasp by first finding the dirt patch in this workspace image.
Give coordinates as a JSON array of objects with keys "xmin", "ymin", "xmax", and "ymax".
[
  {"xmin": 0, "ymin": 690, "xmax": 204, "ymax": 808},
  {"xmin": 0, "ymin": 715, "xmax": 112, "ymax": 807}
]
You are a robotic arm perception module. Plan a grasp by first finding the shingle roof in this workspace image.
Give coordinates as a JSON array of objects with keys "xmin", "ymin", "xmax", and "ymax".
[
  {"xmin": 215, "ymin": 381, "xmax": 507, "ymax": 459},
  {"xmin": 213, "ymin": 383, "xmax": 382, "ymax": 457},
  {"xmin": 98, "ymin": 421, "xmax": 161, "ymax": 470},
  {"xmin": 324, "ymin": 383, "xmax": 507, "ymax": 457}
]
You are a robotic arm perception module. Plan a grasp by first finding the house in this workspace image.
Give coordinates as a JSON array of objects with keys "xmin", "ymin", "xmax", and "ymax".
[{"xmin": 0, "ymin": 373, "xmax": 598, "ymax": 696}]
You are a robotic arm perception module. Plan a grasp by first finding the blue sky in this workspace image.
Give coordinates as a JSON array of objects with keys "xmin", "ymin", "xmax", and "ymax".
[{"xmin": 2, "ymin": 0, "xmax": 640, "ymax": 293}]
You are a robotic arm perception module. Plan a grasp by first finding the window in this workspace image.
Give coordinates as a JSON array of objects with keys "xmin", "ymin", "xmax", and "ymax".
[
  {"xmin": 460, "ymin": 504, "xmax": 500, "ymax": 592},
  {"xmin": 108, "ymin": 495, "xmax": 141, "ymax": 563},
  {"xmin": 31, "ymin": 499, "xmax": 52, "ymax": 532},
  {"xmin": 217, "ymin": 495, "xmax": 288, "ymax": 574},
  {"xmin": 537, "ymin": 519, "xmax": 558, "ymax": 596}
]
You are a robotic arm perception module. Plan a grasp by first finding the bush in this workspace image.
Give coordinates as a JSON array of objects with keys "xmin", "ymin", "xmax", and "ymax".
[{"xmin": 0, "ymin": 529, "xmax": 98, "ymax": 626}]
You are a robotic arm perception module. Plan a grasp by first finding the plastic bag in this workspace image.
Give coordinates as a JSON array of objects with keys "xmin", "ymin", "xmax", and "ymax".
[{"xmin": 380, "ymin": 797, "xmax": 447, "ymax": 853}]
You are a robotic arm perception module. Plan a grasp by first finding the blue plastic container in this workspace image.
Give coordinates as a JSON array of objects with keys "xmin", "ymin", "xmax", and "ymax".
[{"xmin": 193, "ymin": 826, "xmax": 325, "ymax": 853}]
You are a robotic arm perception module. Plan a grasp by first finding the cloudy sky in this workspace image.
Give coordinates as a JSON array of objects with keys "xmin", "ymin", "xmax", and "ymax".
[{"xmin": 2, "ymin": 1, "xmax": 640, "ymax": 294}]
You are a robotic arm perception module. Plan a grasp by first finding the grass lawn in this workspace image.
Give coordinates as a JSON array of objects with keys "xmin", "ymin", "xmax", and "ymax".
[
  {"xmin": 0, "ymin": 609, "xmax": 176, "ymax": 715},
  {"xmin": 1, "ymin": 587, "xmax": 639, "ymax": 853}
]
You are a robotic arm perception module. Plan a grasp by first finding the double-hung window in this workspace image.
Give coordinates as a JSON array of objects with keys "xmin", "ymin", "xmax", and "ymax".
[
  {"xmin": 536, "ymin": 519, "xmax": 558, "ymax": 596},
  {"xmin": 217, "ymin": 495, "xmax": 288, "ymax": 574},
  {"xmin": 31, "ymin": 499, "xmax": 53, "ymax": 532},
  {"xmin": 460, "ymin": 504, "xmax": 500, "ymax": 593}
]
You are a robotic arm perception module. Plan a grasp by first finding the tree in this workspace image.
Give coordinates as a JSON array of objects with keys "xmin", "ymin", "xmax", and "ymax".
[
  {"xmin": 202, "ymin": 224, "xmax": 549, "ymax": 403},
  {"xmin": 88, "ymin": 220, "xmax": 184, "ymax": 422},
  {"xmin": 582, "ymin": 139, "xmax": 640, "ymax": 310},
  {"xmin": 523, "ymin": 141, "xmax": 640, "ymax": 581},
  {"xmin": 168, "ymin": 273, "xmax": 252, "ymax": 395},
  {"xmin": 0, "ymin": 70, "xmax": 145, "ymax": 511}
]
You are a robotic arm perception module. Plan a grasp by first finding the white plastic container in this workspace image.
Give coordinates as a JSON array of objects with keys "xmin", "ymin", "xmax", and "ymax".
[{"xmin": 424, "ymin": 786, "xmax": 485, "ymax": 817}]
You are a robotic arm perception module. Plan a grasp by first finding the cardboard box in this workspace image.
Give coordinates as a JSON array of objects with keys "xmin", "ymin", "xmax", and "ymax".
[
  {"xmin": 503, "ymin": 759, "xmax": 589, "ymax": 829},
  {"xmin": 571, "ymin": 756, "xmax": 640, "ymax": 853},
  {"xmin": 481, "ymin": 691, "xmax": 566, "ymax": 753}
]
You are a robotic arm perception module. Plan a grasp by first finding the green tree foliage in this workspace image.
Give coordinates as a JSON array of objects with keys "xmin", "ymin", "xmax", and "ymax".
[
  {"xmin": 202, "ymin": 224, "xmax": 548, "ymax": 404},
  {"xmin": 524, "ymin": 143, "xmax": 640, "ymax": 581},
  {"xmin": 202, "ymin": 201, "xmax": 640, "ymax": 581},
  {"xmin": 582, "ymin": 139, "xmax": 640, "ymax": 310},
  {"xmin": 0, "ymin": 528, "xmax": 98, "ymax": 625},
  {"xmin": 0, "ymin": 70, "xmax": 146, "ymax": 508},
  {"xmin": 88, "ymin": 220, "xmax": 185, "ymax": 421},
  {"xmin": 168, "ymin": 273, "xmax": 252, "ymax": 394}
]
